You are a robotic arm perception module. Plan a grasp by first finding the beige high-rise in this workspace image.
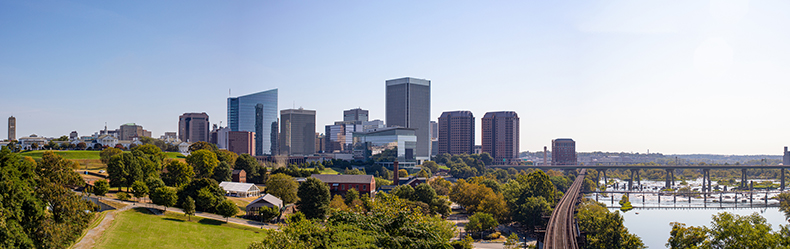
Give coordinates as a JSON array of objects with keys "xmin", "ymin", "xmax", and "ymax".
[{"xmin": 8, "ymin": 116, "xmax": 16, "ymax": 141}]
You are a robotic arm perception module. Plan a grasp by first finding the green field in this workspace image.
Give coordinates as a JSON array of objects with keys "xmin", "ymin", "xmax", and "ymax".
[
  {"xmin": 19, "ymin": 150, "xmax": 186, "ymax": 160},
  {"xmin": 94, "ymin": 208, "xmax": 268, "ymax": 249}
]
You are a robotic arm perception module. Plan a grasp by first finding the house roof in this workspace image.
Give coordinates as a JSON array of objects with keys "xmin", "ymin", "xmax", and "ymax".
[
  {"xmin": 398, "ymin": 176, "xmax": 427, "ymax": 186},
  {"xmin": 219, "ymin": 181, "xmax": 260, "ymax": 193},
  {"xmin": 310, "ymin": 174, "xmax": 374, "ymax": 184},
  {"xmin": 232, "ymin": 169, "xmax": 245, "ymax": 174},
  {"xmin": 248, "ymin": 193, "xmax": 283, "ymax": 209}
]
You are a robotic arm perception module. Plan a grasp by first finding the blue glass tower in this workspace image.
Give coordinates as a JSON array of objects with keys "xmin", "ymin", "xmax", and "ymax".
[{"xmin": 228, "ymin": 89, "xmax": 278, "ymax": 156}]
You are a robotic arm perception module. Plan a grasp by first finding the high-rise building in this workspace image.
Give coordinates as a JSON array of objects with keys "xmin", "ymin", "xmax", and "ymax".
[
  {"xmin": 551, "ymin": 138, "xmax": 577, "ymax": 165},
  {"xmin": 343, "ymin": 108, "xmax": 369, "ymax": 122},
  {"xmin": 325, "ymin": 121, "xmax": 364, "ymax": 153},
  {"xmin": 481, "ymin": 111, "xmax": 519, "ymax": 164},
  {"xmin": 179, "ymin": 113, "xmax": 210, "ymax": 143},
  {"xmin": 279, "ymin": 108, "xmax": 316, "ymax": 156},
  {"xmin": 430, "ymin": 121, "xmax": 438, "ymax": 140},
  {"xmin": 438, "ymin": 111, "xmax": 475, "ymax": 155},
  {"xmin": 386, "ymin": 77, "xmax": 431, "ymax": 161},
  {"xmin": 69, "ymin": 131, "xmax": 79, "ymax": 140},
  {"xmin": 363, "ymin": 120, "xmax": 385, "ymax": 132},
  {"xmin": 8, "ymin": 116, "xmax": 15, "ymax": 141},
  {"xmin": 119, "ymin": 123, "xmax": 149, "ymax": 140},
  {"xmin": 316, "ymin": 133, "xmax": 325, "ymax": 153},
  {"xmin": 228, "ymin": 89, "xmax": 278, "ymax": 156},
  {"xmin": 228, "ymin": 131, "xmax": 255, "ymax": 156}
]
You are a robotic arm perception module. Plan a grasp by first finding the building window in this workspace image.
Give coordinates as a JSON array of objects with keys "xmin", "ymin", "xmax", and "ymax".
[
  {"xmin": 363, "ymin": 185, "xmax": 367, "ymax": 191},
  {"xmin": 341, "ymin": 184, "xmax": 345, "ymax": 190}
]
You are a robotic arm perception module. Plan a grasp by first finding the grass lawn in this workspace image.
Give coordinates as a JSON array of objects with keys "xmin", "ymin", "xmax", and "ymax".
[
  {"xmin": 94, "ymin": 208, "xmax": 269, "ymax": 249},
  {"xmin": 20, "ymin": 150, "xmax": 186, "ymax": 160},
  {"xmin": 438, "ymin": 165, "xmax": 450, "ymax": 170}
]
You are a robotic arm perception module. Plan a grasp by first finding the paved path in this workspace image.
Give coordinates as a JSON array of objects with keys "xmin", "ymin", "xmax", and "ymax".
[{"xmin": 71, "ymin": 203, "xmax": 132, "ymax": 249}]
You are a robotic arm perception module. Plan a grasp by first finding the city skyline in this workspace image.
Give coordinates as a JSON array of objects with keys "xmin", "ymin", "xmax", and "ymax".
[{"xmin": 2, "ymin": 1, "xmax": 790, "ymax": 155}]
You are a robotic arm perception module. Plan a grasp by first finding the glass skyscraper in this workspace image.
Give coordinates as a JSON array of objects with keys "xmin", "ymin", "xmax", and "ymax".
[
  {"xmin": 386, "ymin": 77, "xmax": 431, "ymax": 161},
  {"xmin": 228, "ymin": 89, "xmax": 278, "ymax": 156}
]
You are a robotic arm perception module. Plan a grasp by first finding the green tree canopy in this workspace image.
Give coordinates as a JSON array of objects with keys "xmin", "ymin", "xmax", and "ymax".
[
  {"xmin": 212, "ymin": 161, "xmax": 233, "ymax": 183},
  {"xmin": 465, "ymin": 212, "xmax": 498, "ymax": 234},
  {"xmin": 186, "ymin": 149, "xmax": 219, "ymax": 178},
  {"xmin": 235, "ymin": 154, "xmax": 265, "ymax": 183},
  {"xmin": 100, "ymin": 147, "xmax": 123, "ymax": 164},
  {"xmin": 183, "ymin": 196, "xmax": 196, "ymax": 221},
  {"xmin": 93, "ymin": 179, "xmax": 110, "ymax": 196},
  {"xmin": 667, "ymin": 212, "xmax": 786, "ymax": 249},
  {"xmin": 266, "ymin": 173, "xmax": 299, "ymax": 204},
  {"xmin": 297, "ymin": 177, "xmax": 331, "ymax": 220},
  {"xmin": 188, "ymin": 141, "xmax": 218, "ymax": 153},
  {"xmin": 151, "ymin": 186, "xmax": 177, "ymax": 211},
  {"xmin": 163, "ymin": 160, "xmax": 194, "ymax": 187},
  {"xmin": 216, "ymin": 199, "xmax": 239, "ymax": 221}
]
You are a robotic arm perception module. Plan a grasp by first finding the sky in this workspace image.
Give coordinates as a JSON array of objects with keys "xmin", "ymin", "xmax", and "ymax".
[{"xmin": 1, "ymin": 0, "xmax": 789, "ymax": 155}]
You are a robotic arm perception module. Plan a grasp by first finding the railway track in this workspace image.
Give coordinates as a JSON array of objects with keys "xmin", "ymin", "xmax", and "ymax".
[{"xmin": 543, "ymin": 169, "xmax": 586, "ymax": 249}]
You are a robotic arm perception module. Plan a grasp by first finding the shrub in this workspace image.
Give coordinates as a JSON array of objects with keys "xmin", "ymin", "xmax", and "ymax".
[{"xmin": 117, "ymin": 192, "xmax": 130, "ymax": 201}]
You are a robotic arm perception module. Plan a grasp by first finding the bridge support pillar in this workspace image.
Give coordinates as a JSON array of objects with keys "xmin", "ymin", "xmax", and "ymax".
[
  {"xmin": 665, "ymin": 169, "xmax": 672, "ymax": 189},
  {"xmin": 702, "ymin": 169, "xmax": 710, "ymax": 192},
  {"xmin": 636, "ymin": 170, "xmax": 641, "ymax": 189},
  {"xmin": 781, "ymin": 168, "xmax": 785, "ymax": 191},
  {"xmin": 628, "ymin": 169, "xmax": 634, "ymax": 190},
  {"xmin": 741, "ymin": 168, "xmax": 747, "ymax": 189}
]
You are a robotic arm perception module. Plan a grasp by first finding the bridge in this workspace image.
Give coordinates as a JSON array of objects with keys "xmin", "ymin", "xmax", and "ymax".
[
  {"xmin": 489, "ymin": 164, "xmax": 788, "ymax": 191},
  {"xmin": 543, "ymin": 169, "xmax": 586, "ymax": 249}
]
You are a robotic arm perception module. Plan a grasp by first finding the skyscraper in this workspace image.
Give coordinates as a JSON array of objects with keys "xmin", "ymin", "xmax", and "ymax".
[
  {"xmin": 386, "ymin": 77, "xmax": 430, "ymax": 161},
  {"xmin": 438, "ymin": 111, "xmax": 475, "ymax": 155},
  {"xmin": 228, "ymin": 89, "xmax": 278, "ymax": 155},
  {"xmin": 481, "ymin": 111, "xmax": 519, "ymax": 164},
  {"xmin": 8, "ymin": 116, "xmax": 15, "ymax": 141},
  {"xmin": 551, "ymin": 138, "xmax": 577, "ymax": 165},
  {"xmin": 178, "ymin": 112, "xmax": 209, "ymax": 143},
  {"xmin": 279, "ymin": 108, "xmax": 316, "ymax": 156},
  {"xmin": 343, "ymin": 108, "xmax": 369, "ymax": 122}
]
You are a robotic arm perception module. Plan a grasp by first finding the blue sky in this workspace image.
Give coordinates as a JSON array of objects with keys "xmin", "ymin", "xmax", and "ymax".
[{"xmin": 2, "ymin": 0, "xmax": 789, "ymax": 154}]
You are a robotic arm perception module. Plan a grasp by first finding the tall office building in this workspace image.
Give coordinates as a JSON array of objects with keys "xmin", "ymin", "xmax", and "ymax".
[
  {"xmin": 228, "ymin": 89, "xmax": 278, "ymax": 156},
  {"xmin": 551, "ymin": 138, "xmax": 577, "ymax": 165},
  {"xmin": 438, "ymin": 111, "xmax": 475, "ymax": 155},
  {"xmin": 481, "ymin": 111, "xmax": 520, "ymax": 164},
  {"xmin": 343, "ymin": 108, "xmax": 369, "ymax": 122},
  {"xmin": 119, "ymin": 123, "xmax": 149, "ymax": 140},
  {"xmin": 8, "ymin": 116, "xmax": 15, "ymax": 141},
  {"xmin": 385, "ymin": 77, "xmax": 430, "ymax": 161},
  {"xmin": 279, "ymin": 108, "xmax": 316, "ymax": 156},
  {"xmin": 325, "ymin": 121, "xmax": 364, "ymax": 153},
  {"xmin": 178, "ymin": 113, "xmax": 210, "ymax": 143},
  {"xmin": 228, "ymin": 131, "xmax": 255, "ymax": 156},
  {"xmin": 430, "ymin": 121, "xmax": 438, "ymax": 140}
]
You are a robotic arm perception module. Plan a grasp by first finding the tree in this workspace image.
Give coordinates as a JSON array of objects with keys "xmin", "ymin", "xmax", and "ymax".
[
  {"xmin": 297, "ymin": 177, "xmax": 330, "ymax": 219},
  {"xmin": 216, "ymin": 199, "xmax": 239, "ymax": 222},
  {"xmin": 667, "ymin": 222, "xmax": 707, "ymax": 249},
  {"xmin": 391, "ymin": 184, "xmax": 415, "ymax": 201},
  {"xmin": 0, "ymin": 149, "xmax": 93, "ymax": 249},
  {"xmin": 215, "ymin": 149, "xmax": 238, "ymax": 165},
  {"xmin": 151, "ymin": 187, "xmax": 177, "ymax": 211},
  {"xmin": 429, "ymin": 177, "xmax": 452, "ymax": 196},
  {"xmin": 163, "ymin": 160, "xmax": 194, "ymax": 187},
  {"xmin": 414, "ymin": 183, "xmax": 437, "ymax": 204},
  {"xmin": 30, "ymin": 142, "xmax": 39, "ymax": 150},
  {"xmin": 183, "ymin": 196, "xmax": 196, "ymax": 221},
  {"xmin": 117, "ymin": 192, "xmax": 130, "ymax": 201},
  {"xmin": 235, "ymin": 154, "xmax": 264, "ymax": 183},
  {"xmin": 779, "ymin": 192, "xmax": 790, "ymax": 219},
  {"xmin": 577, "ymin": 199, "xmax": 644, "ymax": 249},
  {"xmin": 466, "ymin": 212, "xmax": 498, "ymax": 234},
  {"xmin": 77, "ymin": 142, "xmax": 87, "ymax": 150},
  {"xmin": 186, "ymin": 149, "xmax": 219, "ymax": 178},
  {"xmin": 189, "ymin": 141, "xmax": 218, "ymax": 152},
  {"xmin": 256, "ymin": 206, "xmax": 281, "ymax": 222},
  {"xmin": 478, "ymin": 192, "xmax": 510, "ymax": 223},
  {"xmin": 177, "ymin": 178, "xmax": 226, "ymax": 212},
  {"xmin": 212, "ymin": 161, "xmax": 233, "ymax": 182},
  {"xmin": 449, "ymin": 179, "xmax": 494, "ymax": 212},
  {"xmin": 479, "ymin": 152, "xmax": 494, "ymax": 165},
  {"xmin": 145, "ymin": 177, "xmax": 165, "ymax": 194},
  {"xmin": 330, "ymin": 194, "xmax": 349, "ymax": 210},
  {"xmin": 266, "ymin": 173, "xmax": 299, "ymax": 204},
  {"xmin": 504, "ymin": 233, "xmax": 520, "ymax": 249},
  {"xmin": 93, "ymin": 179, "xmax": 110, "ymax": 196},
  {"xmin": 131, "ymin": 180, "xmax": 149, "ymax": 202},
  {"xmin": 398, "ymin": 169, "xmax": 408, "ymax": 178},
  {"xmin": 421, "ymin": 160, "xmax": 440, "ymax": 173},
  {"xmin": 344, "ymin": 188, "xmax": 360, "ymax": 206},
  {"xmin": 666, "ymin": 212, "xmax": 781, "ymax": 249},
  {"xmin": 100, "ymin": 147, "xmax": 123, "ymax": 164}
]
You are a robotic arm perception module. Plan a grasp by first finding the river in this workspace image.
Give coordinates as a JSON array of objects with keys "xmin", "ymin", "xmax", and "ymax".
[{"xmin": 591, "ymin": 178, "xmax": 787, "ymax": 248}]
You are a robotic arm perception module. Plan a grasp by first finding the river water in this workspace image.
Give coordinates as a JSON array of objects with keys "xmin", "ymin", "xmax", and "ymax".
[{"xmin": 590, "ymin": 178, "xmax": 787, "ymax": 248}]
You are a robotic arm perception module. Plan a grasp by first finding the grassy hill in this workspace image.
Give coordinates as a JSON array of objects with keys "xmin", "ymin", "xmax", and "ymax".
[
  {"xmin": 94, "ymin": 208, "xmax": 268, "ymax": 249},
  {"xmin": 19, "ymin": 150, "xmax": 186, "ymax": 160}
]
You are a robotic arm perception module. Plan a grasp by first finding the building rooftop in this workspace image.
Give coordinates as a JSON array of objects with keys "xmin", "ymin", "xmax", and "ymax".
[
  {"xmin": 248, "ymin": 193, "xmax": 283, "ymax": 209},
  {"xmin": 310, "ymin": 174, "xmax": 374, "ymax": 184}
]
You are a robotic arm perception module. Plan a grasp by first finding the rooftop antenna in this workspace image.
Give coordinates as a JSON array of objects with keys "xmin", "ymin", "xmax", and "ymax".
[{"xmin": 229, "ymin": 88, "xmax": 231, "ymax": 96}]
